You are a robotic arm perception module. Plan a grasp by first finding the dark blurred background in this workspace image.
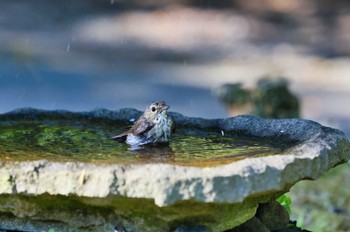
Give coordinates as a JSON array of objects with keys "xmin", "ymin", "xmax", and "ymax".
[{"xmin": 1, "ymin": 1, "xmax": 350, "ymax": 230}]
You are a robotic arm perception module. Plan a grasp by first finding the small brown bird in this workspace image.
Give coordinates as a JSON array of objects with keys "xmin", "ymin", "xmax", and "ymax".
[{"xmin": 112, "ymin": 101, "xmax": 174, "ymax": 146}]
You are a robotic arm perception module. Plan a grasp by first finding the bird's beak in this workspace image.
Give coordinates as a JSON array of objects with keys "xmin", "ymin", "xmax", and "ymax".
[{"xmin": 161, "ymin": 105, "xmax": 170, "ymax": 114}]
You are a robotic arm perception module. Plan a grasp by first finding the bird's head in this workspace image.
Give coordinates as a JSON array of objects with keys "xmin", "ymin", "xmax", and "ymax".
[{"xmin": 143, "ymin": 101, "xmax": 170, "ymax": 121}]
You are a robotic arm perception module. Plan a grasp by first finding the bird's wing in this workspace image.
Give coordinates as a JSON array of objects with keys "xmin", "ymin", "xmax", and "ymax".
[
  {"xmin": 131, "ymin": 118, "xmax": 153, "ymax": 135},
  {"xmin": 111, "ymin": 117, "xmax": 152, "ymax": 140}
]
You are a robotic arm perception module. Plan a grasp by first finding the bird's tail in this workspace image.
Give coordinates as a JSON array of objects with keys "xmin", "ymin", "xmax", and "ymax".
[{"xmin": 110, "ymin": 133, "xmax": 127, "ymax": 141}]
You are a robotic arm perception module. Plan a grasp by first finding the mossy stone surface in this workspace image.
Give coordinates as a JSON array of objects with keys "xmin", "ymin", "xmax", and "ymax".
[{"xmin": 0, "ymin": 108, "xmax": 349, "ymax": 231}]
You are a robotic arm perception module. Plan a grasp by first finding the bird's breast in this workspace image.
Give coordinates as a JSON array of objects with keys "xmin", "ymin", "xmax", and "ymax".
[{"xmin": 126, "ymin": 114, "xmax": 173, "ymax": 146}]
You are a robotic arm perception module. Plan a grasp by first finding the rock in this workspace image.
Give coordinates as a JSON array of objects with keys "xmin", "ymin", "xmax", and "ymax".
[
  {"xmin": 228, "ymin": 217, "xmax": 270, "ymax": 232},
  {"xmin": 173, "ymin": 225, "xmax": 210, "ymax": 232},
  {"xmin": 0, "ymin": 108, "xmax": 349, "ymax": 231},
  {"xmin": 255, "ymin": 201, "xmax": 290, "ymax": 231}
]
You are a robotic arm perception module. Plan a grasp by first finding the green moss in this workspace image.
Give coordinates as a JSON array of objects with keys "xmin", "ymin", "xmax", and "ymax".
[{"xmin": 0, "ymin": 119, "xmax": 281, "ymax": 167}]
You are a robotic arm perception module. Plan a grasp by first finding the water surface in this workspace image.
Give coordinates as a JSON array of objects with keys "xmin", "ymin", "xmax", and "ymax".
[{"xmin": 0, "ymin": 119, "xmax": 281, "ymax": 167}]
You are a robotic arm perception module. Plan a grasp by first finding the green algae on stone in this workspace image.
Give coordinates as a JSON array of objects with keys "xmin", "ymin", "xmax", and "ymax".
[{"xmin": 0, "ymin": 119, "xmax": 281, "ymax": 167}]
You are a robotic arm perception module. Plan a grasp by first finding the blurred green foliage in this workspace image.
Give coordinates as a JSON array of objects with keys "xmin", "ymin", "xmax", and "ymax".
[{"xmin": 277, "ymin": 194, "xmax": 292, "ymax": 215}]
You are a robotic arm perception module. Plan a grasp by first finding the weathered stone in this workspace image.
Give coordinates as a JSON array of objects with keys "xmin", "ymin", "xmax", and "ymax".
[
  {"xmin": 255, "ymin": 201, "xmax": 290, "ymax": 231},
  {"xmin": 0, "ymin": 108, "xmax": 349, "ymax": 231},
  {"xmin": 228, "ymin": 217, "xmax": 270, "ymax": 232}
]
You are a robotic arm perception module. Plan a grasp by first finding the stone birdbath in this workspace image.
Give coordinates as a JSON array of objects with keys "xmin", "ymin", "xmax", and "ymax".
[{"xmin": 0, "ymin": 108, "xmax": 349, "ymax": 232}]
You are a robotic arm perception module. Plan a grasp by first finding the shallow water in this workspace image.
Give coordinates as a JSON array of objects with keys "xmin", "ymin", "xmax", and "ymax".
[{"xmin": 0, "ymin": 119, "xmax": 281, "ymax": 167}]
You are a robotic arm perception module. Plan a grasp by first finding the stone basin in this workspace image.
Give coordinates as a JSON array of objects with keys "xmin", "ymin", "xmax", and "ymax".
[{"xmin": 0, "ymin": 108, "xmax": 349, "ymax": 232}]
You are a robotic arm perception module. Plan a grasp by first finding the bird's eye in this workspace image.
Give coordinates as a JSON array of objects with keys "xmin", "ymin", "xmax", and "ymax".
[{"xmin": 151, "ymin": 107, "xmax": 156, "ymax": 112}]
